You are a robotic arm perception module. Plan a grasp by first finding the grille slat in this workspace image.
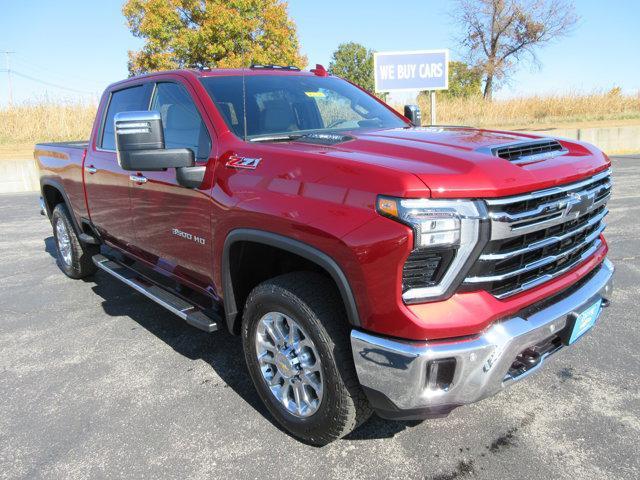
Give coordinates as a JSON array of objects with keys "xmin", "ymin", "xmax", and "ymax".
[{"xmin": 464, "ymin": 169, "xmax": 611, "ymax": 298}]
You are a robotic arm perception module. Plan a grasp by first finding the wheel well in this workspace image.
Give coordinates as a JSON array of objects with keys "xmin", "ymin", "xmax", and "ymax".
[
  {"xmin": 226, "ymin": 241, "xmax": 333, "ymax": 334},
  {"xmin": 42, "ymin": 184, "xmax": 65, "ymax": 216}
]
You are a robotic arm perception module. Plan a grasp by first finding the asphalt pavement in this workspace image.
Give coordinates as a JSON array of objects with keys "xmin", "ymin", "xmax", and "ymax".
[{"xmin": 1, "ymin": 156, "xmax": 639, "ymax": 479}]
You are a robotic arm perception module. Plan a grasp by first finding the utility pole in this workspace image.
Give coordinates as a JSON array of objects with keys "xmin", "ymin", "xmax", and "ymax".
[{"xmin": 2, "ymin": 51, "xmax": 15, "ymax": 106}]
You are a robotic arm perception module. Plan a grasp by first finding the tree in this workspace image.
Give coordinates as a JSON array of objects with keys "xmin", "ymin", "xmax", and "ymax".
[
  {"xmin": 419, "ymin": 61, "xmax": 482, "ymax": 108},
  {"xmin": 328, "ymin": 42, "xmax": 375, "ymax": 93},
  {"xmin": 123, "ymin": 0, "xmax": 306, "ymax": 75},
  {"xmin": 453, "ymin": 0, "xmax": 579, "ymax": 99},
  {"xmin": 440, "ymin": 61, "xmax": 482, "ymax": 99}
]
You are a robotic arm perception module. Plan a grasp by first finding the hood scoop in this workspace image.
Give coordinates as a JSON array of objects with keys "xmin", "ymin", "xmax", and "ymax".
[{"xmin": 481, "ymin": 139, "xmax": 567, "ymax": 165}]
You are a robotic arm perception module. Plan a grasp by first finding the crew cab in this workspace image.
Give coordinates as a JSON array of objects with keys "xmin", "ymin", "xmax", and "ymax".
[{"xmin": 35, "ymin": 64, "xmax": 614, "ymax": 445}]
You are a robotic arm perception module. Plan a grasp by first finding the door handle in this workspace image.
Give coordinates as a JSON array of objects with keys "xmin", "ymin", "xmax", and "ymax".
[
  {"xmin": 129, "ymin": 174, "xmax": 148, "ymax": 184},
  {"xmin": 85, "ymin": 165, "xmax": 97, "ymax": 174}
]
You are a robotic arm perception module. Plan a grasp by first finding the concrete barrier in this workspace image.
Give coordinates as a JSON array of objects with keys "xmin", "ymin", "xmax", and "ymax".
[
  {"xmin": 1, "ymin": 125, "xmax": 638, "ymax": 194},
  {"xmin": 0, "ymin": 159, "xmax": 39, "ymax": 193},
  {"xmin": 526, "ymin": 125, "xmax": 640, "ymax": 154}
]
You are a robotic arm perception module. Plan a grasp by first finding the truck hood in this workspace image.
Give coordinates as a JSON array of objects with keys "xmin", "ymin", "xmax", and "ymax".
[{"xmin": 284, "ymin": 127, "xmax": 611, "ymax": 198}]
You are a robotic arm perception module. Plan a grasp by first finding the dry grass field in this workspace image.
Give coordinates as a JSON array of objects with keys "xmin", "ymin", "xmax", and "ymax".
[
  {"xmin": 1, "ymin": 92, "xmax": 639, "ymax": 159},
  {"xmin": 413, "ymin": 91, "xmax": 640, "ymax": 129},
  {"xmin": 0, "ymin": 102, "xmax": 97, "ymax": 159}
]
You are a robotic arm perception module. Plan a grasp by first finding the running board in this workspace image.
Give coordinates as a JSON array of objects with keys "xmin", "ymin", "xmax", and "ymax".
[{"xmin": 92, "ymin": 254, "xmax": 219, "ymax": 332}]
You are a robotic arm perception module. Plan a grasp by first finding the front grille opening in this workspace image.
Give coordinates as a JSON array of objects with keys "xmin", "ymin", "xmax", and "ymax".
[
  {"xmin": 493, "ymin": 206, "xmax": 604, "ymax": 258},
  {"xmin": 426, "ymin": 358, "xmax": 456, "ymax": 391},
  {"xmin": 470, "ymin": 205, "xmax": 603, "ymax": 290},
  {"xmin": 507, "ymin": 335, "xmax": 562, "ymax": 379},
  {"xmin": 495, "ymin": 140, "xmax": 564, "ymax": 164},
  {"xmin": 402, "ymin": 248, "xmax": 455, "ymax": 292},
  {"xmin": 463, "ymin": 170, "xmax": 611, "ymax": 298},
  {"xmin": 490, "ymin": 240, "xmax": 595, "ymax": 297}
]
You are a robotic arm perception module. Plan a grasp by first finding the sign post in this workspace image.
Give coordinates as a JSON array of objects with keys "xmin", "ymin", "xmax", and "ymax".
[{"xmin": 374, "ymin": 49, "xmax": 449, "ymax": 125}]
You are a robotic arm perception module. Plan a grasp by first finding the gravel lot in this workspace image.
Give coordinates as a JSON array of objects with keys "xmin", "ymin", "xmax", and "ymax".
[{"xmin": 1, "ymin": 156, "xmax": 639, "ymax": 480}]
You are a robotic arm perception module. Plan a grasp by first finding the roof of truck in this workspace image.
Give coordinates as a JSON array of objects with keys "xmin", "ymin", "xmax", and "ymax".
[{"xmin": 106, "ymin": 66, "xmax": 328, "ymax": 91}]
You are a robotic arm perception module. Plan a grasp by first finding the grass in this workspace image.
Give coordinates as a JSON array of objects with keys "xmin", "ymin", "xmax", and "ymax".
[
  {"xmin": 0, "ymin": 102, "xmax": 97, "ymax": 159},
  {"xmin": 1, "ymin": 92, "xmax": 639, "ymax": 159},
  {"xmin": 411, "ymin": 92, "xmax": 640, "ymax": 129}
]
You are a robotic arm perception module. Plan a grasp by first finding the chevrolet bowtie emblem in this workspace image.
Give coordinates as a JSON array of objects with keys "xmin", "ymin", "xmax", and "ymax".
[{"xmin": 566, "ymin": 191, "xmax": 595, "ymax": 217}]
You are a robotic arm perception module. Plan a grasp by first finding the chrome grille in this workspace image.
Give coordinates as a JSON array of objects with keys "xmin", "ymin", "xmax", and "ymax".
[{"xmin": 464, "ymin": 169, "xmax": 611, "ymax": 298}]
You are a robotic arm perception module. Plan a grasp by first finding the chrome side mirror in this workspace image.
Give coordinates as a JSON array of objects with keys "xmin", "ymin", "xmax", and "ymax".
[{"xmin": 114, "ymin": 111, "xmax": 194, "ymax": 172}]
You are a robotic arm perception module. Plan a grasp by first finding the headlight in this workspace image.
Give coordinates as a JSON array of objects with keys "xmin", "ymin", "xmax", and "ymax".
[{"xmin": 377, "ymin": 196, "xmax": 487, "ymax": 303}]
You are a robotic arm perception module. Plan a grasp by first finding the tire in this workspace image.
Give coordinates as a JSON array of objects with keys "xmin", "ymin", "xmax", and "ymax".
[
  {"xmin": 51, "ymin": 203, "xmax": 98, "ymax": 279},
  {"xmin": 242, "ymin": 272, "xmax": 372, "ymax": 445}
]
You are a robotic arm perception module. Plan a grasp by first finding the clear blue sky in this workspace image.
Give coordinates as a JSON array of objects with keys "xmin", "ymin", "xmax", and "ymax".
[{"xmin": 1, "ymin": 0, "xmax": 639, "ymax": 105}]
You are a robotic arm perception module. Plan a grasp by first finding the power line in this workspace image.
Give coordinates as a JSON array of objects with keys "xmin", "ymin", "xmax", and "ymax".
[
  {"xmin": 3, "ymin": 69, "xmax": 96, "ymax": 95},
  {"xmin": 11, "ymin": 53, "xmax": 105, "ymax": 88}
]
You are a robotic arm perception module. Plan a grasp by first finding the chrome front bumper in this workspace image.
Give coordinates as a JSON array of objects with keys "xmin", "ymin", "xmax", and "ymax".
[{"xmin": 351, "ymin": 258, "xmax": 614, "ymax": 420}]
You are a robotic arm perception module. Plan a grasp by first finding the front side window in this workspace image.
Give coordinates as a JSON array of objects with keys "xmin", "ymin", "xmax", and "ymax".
[
  {"xmin": 101, "ymin": 85, "xmax": 147, "ymax": 150},
  {"xmin": 151, "ymin": 82, "xmax": 211, "ymax": 161},
  {"xmin": 201, "ymin": 75, "xmax": 407, "ymax": 140}
]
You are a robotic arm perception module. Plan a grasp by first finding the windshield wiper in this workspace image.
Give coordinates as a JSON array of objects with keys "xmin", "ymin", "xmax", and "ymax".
[{"xmin": 249, "ymin": 134, "xmax": 307, "ymax": 143}]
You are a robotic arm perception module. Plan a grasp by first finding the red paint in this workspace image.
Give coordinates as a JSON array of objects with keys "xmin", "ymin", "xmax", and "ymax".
[{"xmin": 35, "ymin": 68, "xmax": 611, "ymax": 341}]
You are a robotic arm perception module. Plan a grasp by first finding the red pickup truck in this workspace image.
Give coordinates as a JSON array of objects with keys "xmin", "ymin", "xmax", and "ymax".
[{"xmin": 35, "ymin": 65, "xmax": 614, "ymax": 445}]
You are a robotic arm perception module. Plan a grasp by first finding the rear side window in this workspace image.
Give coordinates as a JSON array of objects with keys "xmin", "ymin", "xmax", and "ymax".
[
  {"xmin": 151, "ymin": 82, "xmax": 212, "ymax": 161},
  {"xmin": 100, "ymin": 85, "xmax": 148, "ymax": 150}
]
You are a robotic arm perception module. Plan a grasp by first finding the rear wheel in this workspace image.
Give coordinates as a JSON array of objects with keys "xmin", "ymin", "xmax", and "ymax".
[
  {"xmin": 51, "ymin": 203, "xmax": 98, "ymax": 279},
  {"xmin": 242, "ymin": 272, "xmax": 372, "ymax": 445}
]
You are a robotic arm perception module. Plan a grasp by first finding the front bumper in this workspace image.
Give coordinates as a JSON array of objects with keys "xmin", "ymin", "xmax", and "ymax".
[{"xmin": 351, "ymin": 258, "xmax": 614, "ymax": 420}]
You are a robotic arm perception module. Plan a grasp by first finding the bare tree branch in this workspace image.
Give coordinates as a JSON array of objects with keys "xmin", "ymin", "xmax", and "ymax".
[{"xmin": 452, "ymin": 0, "xmax": 579, "ymax": 99}]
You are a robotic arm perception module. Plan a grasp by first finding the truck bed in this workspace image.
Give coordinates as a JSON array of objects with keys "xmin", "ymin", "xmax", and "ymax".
[
  {"xmin": 36, "ymin": 141, "xmax": 89, "ymax": 150},
  {"xmin": 35, "ymin": 141, "xmax": 89, "ymax": 224}
]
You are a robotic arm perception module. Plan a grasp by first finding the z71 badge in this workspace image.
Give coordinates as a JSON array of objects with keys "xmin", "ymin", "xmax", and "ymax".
[{"xmin": 226, "ymin": 155, "xmax": 261, "ymax": 170}]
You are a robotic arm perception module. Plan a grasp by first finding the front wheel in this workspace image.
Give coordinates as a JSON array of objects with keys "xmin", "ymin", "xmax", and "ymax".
[{"xmin": 242, "ymin": 272, "xmax": 372, "ymax": 445}]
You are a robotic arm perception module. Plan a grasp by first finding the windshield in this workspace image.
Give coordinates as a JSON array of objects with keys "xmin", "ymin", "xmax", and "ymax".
[{"xmin": 200, "ymin": 74, "xmax": 408, "ymax": 140}]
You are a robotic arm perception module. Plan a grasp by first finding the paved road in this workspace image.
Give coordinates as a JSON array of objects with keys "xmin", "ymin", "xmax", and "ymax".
[{"xmin": 1, "ymin": 156, "xmax": 639, "ymax": 480}]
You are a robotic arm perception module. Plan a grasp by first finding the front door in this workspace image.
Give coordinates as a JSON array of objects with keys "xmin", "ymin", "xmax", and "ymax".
[{"xmin": 129, "ymin": 81, "xmax": 215, "ymax": 292}]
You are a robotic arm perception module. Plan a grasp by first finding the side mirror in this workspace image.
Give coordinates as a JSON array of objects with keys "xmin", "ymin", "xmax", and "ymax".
[
  {"xmin": 404, "ymin": 105, "xmax": 421, "ymax": 127},
  {"xmin": 114, "ymin": 111, "xmax": 206, "ymax": 188},
  {"xmin": 114, "ymin": 111, "xmax": 194, "ymax": 171}
]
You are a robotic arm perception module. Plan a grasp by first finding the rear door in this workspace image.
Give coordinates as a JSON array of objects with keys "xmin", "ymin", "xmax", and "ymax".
[
  {"xmin": 128, "ymin": 80, "xmax": 215, "ymax": 291},
  {"xmin": 84, "ymin": 84, "xmax": 151, "ymax": 249}
]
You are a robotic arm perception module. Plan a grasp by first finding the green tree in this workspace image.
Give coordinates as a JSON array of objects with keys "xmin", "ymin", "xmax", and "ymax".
[
  {"xmin": 419, "ymin": 61, "xmax": 482, "ymax": 106},
  {"xmin": 123, "ymin": 0, "xmax": 306, "ymax": 75},
  {"xmin": 439, "ymin": 61, "xmax": 482, "ymax": 99},
  {"xmin": 328, "ymin": 42, "xmax": 375, "ymax": 93}
]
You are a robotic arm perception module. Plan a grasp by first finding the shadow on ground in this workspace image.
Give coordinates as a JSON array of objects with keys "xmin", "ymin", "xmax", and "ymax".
[{"xmin": 81, "ymin": 264, "xmax": 417, "ymax": 443}]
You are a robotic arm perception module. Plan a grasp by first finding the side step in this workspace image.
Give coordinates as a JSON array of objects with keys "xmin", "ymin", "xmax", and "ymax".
[{"xmin": 92, "ymin": 254, "xmax": 219, "ymax": 332}]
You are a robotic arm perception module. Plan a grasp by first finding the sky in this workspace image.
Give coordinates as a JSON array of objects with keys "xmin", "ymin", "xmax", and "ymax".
[{"xmin": 1, "ymin": 0, "xmax": 639, "ymax": 106}]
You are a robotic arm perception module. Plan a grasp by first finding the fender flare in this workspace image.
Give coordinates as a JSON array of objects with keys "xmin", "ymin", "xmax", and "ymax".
[
  {"xmin": 221, "ymin": 229, "xmax": 361, "ymax": 333},
  {"xmin": 40, "ymin": 178, "xmax": 83, "ymax": 237}
]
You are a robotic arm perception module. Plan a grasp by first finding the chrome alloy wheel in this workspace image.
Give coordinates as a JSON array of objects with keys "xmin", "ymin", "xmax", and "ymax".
[
  {"xmin": 55, "ymin": 218, "xmax": 72, "ymax": 267},
  {"xmin": 255, "ymin": 312, "xmax": 323, "ymax": 418}
]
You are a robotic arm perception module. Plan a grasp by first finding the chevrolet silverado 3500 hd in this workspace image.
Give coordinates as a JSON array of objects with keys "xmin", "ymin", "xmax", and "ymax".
[{"xmin": 36, "ymin": 65, "xmax": 614, "ymax": 445}]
